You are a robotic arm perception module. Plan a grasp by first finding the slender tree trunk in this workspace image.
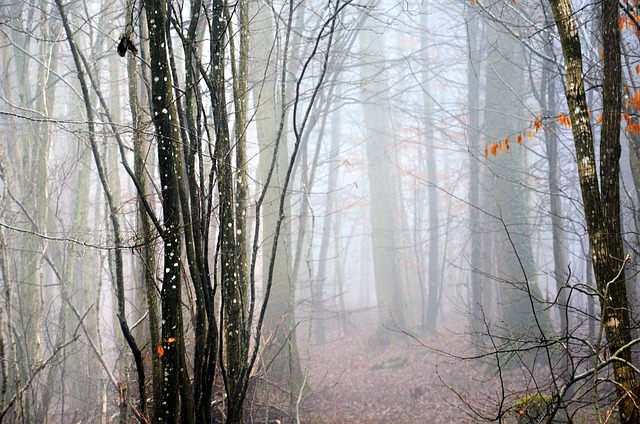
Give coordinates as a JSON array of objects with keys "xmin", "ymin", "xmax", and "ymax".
[
  {"xmin": 126, "ymin": 3, "xmax": 162, "ymax": 418},
  {"xmin": 208, "ymin": 1, "xmax": 248, "ymax": 419},
  {"xmin": 314, "ymin": 109, "xmax": 341, "ymax": 343},
  {"xmin": 144, "ymin": 0, "xmax": 185, "ymax": 420},
  {"xmin": 420, "ymin": 2, "xmax": 440, "ymax": 333},
  {"xmin": 540, "ymin": 28, "xmax": 570, "ymax": 376},
  {"xmin": 465, "ymin": 3, "xmax": 484, "ymax": 344}
]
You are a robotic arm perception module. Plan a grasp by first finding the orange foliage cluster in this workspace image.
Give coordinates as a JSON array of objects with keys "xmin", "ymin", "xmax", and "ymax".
[
  {"xmin": 483, "ymin": 107, "xmax": 640, "ymax": 157},
  {"xmin": 483, "ymin": 115, "xmax": 542, "ymax": 157},
  {"xmin": 556, "ymin": 113, "xmax": 572, "ymax": 128},
  {"xmin": 624, "ymin": 113, "xmax": 640, "ymax": 136},
  {"xmin": 485, "ymin": 124, "xmax": 532, "ymax": 157},
  {"xmin": 626, "ymin": 88, "xmax": 640, "ymax": 110},
  {"xmin": 620, "ymin": 0, "xmax": 640, "ymax": 33},
  {"xmin": 625, "ymin": 84, "xmax": 640, "ymax": 136}
]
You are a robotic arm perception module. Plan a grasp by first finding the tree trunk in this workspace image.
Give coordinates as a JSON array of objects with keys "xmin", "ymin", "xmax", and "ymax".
[
  {"xmin": 359, "ymin": 14, "xmax": 406, "ymax": 340},
  {"xmin": 482, "ymin": 4, "xmax": 553, "ymax": 366},
  {"xmin": 549, "ymin": 0, "xmax": 639, "ymax": 421},
  {"xmin": 539, "ymin": 28, "xmax": 570, "ymax": 377},
  {"xmin": 144, "ymin": 0, "xmax": 185, "ymax": 420},
  {"xmin": 420, "ymin": 2, "xmax": 440, "ymax": 333},
  {"xmin": 248, "ymin": 0, "xmax": 304, "ymax": 397},
  {"xmin": 465, "ymin": 2, "xmax": 484, "ymax": 344}
]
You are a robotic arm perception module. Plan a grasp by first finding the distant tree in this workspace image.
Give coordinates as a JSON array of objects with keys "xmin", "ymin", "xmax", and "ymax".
[
  {"xmin": 480, "ymin": 2, "xmax": 554, "ymax": 361},
  {"xmin": 247, "ymin": 0, "xmax": 304, "ymax": 399},
  {"xmin": 359, "ymin": 12, "xmax": 407, "ymax": 339}
]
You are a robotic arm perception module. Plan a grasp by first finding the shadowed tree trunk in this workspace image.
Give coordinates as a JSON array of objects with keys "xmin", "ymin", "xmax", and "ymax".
[{"xmin": 144, "ymin": 0, "xmax": 186, "ymax": 420}]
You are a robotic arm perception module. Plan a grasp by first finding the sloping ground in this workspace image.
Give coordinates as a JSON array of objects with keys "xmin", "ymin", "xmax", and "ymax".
[
  {"xmin": 299, "ymin": 316, "xmax": 477, "ymax": 423},
  {"xmin": 297, "ymin": 313, "xmax": 610, "ymax": 424}
]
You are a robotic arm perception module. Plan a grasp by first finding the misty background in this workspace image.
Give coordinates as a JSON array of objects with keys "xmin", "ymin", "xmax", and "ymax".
[{"xmin": 0, "ymin": 0, "xmax": 639, "ymax": 422}]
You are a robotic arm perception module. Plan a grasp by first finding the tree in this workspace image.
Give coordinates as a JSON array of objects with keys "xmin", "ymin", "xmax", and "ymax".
[
  {"xmin": 478, "ymin": 1, "xmax": 554, "ymax": 365},
  {"xmin": 359, "ymin": 11, "xmax": 407, "ymax": 339},
  {"xmin": 549, "ymin": 0, "xmax": 637, "ymax": 421},
  {"xmin": 419, "ymin": 0, "xmax": 441, "ymax": 333},
  {"xmin": 247, "ymin": 0, "xmax": 304, "ymax": 399}
]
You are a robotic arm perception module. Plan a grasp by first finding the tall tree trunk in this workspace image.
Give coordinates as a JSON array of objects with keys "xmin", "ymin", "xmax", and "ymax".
[
  {"xmin": 483, "ymin": 5, "xmax": 553, "ymax": 364},
  {"xmin": 248, "ymin": 0, "xmax": 304, "ymax": 397},
  {"xmin": 549, "ymin": 0, "xmax": 639, "ymax": 421},
  {"xmin": 127, "ymin": 2, "xmax": 162, "ymax": 417},
  {"xmin": 465, "ymin": 3, "xmax": 484, "ymax": 344},
  {"xmin": 144, "ymin": 0, "xmax": 185, "ymax": 420},
  {"xmin": 539, "ymin": 24, "xmax": 570, "ymax": 377},
  {"xmin": 420, "ymin": 2, "xmax": 440, "ymax": 333},
  {"xmin": 208, "ymin": 1, "xmax": 248, "ymax": 420},
  {"xmin": 314, "ymin": 108, "xmax": 341, "ymax": 344},
  {"xmin": 359, "ymin": 14, "xmax": 406, "ymax": 340}
]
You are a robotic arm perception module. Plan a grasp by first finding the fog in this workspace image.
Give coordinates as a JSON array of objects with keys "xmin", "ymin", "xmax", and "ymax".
[{"xmin": 0, "ymin": 0, "xmax": 639, "ymax": 422}]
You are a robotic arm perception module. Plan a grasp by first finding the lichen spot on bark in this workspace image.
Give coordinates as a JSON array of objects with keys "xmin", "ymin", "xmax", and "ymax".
[
  {"xmin": 606, "ymin": 316, "xmax": 620, "ymax": 329},
  {"xmin": 580, "ymin": 156, "xmax": 595, "ymax": 178}
]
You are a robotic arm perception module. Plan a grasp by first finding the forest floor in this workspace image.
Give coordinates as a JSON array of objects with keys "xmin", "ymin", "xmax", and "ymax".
[
  {"xmin": 297, "ymin": 311, "xmax": 484, "ymax": 423},
  {"xmin": 294, "ymin": 310, "xmax": 607, "ymax": 424}
]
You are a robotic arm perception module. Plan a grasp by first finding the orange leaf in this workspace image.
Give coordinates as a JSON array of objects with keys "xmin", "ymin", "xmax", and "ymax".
[
  {"xmin": 499, "ymin": 141, "xmax": 505, "ymax": 153},
  {"xmin": 636, "ymin": 64, "xmax": 640, "ymax": 75},
  {"xmin": 167, "ymin": 337, "xmax": 176, "ymax": 344},
  {"xmin": 485, "ymin": 146, "xmax": 488, "ymax": 157},
  {"xmin": 533, "ymin": 118, "xmax": 542, "ymax": 132},
  {"xmin": 490, "ymin": 143, "xmax": 498, "ymax": 156},
  {"xmin": 597, "ymin": 114, "xmax": 603, "ymax": 123},
  {"xmin": 516, "ymin": 134, "xmax": 523, "ymax": 144},
  {"xmin": 505, "ymin": 139, "xmax": 511, "ymax": 153},
  {"xmin": 557, "ymin": 113, "xmax": 572, "ymax": 128},
  {"xmin": 158, "ymin": 346, "xmax": 165, "ymax": 357},
  {"xmin": 633, "ymin": 91, "xmax": 640, "ymax": 109},
  {"xmin": 146, "ymin": 355, "xmax": 151, "ymax": 362},
  {"xmin": 528, "ymin": 130, "xmax": 533, "ymax": 139}
]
